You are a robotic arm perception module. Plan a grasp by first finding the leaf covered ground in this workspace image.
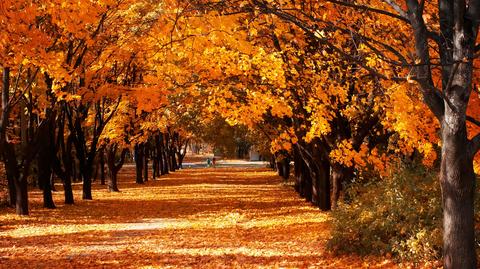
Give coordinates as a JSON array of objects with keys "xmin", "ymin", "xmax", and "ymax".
[{"xmin": 0, "ymin": 166, "xmax": 398, "ymax": 268}]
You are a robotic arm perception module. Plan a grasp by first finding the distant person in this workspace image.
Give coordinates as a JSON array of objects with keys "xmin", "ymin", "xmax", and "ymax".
[
  {"xmin": 212, "ymin": 157, "xmax": 216, "ymax": 167},
  {"xmin": 206, "ymin": 158, "xmax": 211, "ymax": 167}
]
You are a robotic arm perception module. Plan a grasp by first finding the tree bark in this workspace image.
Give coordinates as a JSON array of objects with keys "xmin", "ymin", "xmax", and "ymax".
[
  {"xmin": 106, "ymin": 145, "xmax": 127, "ymax": 192},
  {"xmin": 302, "ymin": 165, "xmax": 313, "ymax": 203},
  {"xmin": 440, "ymin": 116, "xmax": 476, "ymax": 268},
  {"xmin": 52, "ymin": 111, "xmax": 75, "ymax": 205},
  {"xmin": 1, "ymin": 67, "xmax": 29, "ymax": 215},
  {"xmin": 62, "ymin": 133, "xmax": 75, "ymax": 204},
  {"xmin": 162, "ymin": 149, "xmax": 169, "ymax": 174},
  {"xmin": 6, "ymin": 168, "xmax": 16, "ymax": 207},
  {"xmin": 82, "ymin": 166, "xmax": 93, "ymax": 200},
  {"xmin": 38, "ymin": 150, "xmax": 55, "ymax": 209},
  {"xmin": 165, "ymin": 132, "xmax": 173, "ymax": 171},
  {"xmin": 71, "ymin": 157, "xmax": 77, "ymax": 182},
  {"xmin": 107, "ymin": 146, "xmax": 120, "ymax": 192},
  {"xmin": 134, "ymin": 143, "xmax": 144, "ymax": 184},
  {"xmin": 14, "ymin": 174, "xmax": 29, "ymax": 215},
  {"xmin": 170, "ymin": 147, "xmax": 177, "ymax": 171},
  {"xmin": 331, "ymin": 164, "xmax": 353, "ymax": 209},
  {"xmin": 152, "ymin": 140, "xmax": 159, "ymax": 179},
  {"xmin": 269, "ymin": 155, "xmax": 276, "ymax": 170},
  {"xmin": 293, "ymin": 146, "xmax": 303, "ymax": 194},
  {"xmin": 4, "ymin": 144, "xmax": 30, "ymax": 215},
  {"xmin": 155, "ymin": 134, "xmax": 164, "ymax": 176},
  {"xmin": 108, "ymin": 172, "xmax": 119, "ymax": 192},
  {"xmin": 281, "ymin": 157, "xmax": 290, "ymax": 180},
  {"xmin": 50, "ymin": 174, "xmax": 57, "ymax": 192},
  {"xmin": 38, "ymin": 110, "xmax": 57, "ymax": 209},
  {"xmin": 143, "ymin": 143, "xmax": 149, "ymax": 181},
  {"xmin": 311, "ymin": 154, "xmax": 331, "ymax": 211},
  {"xmin": 436, "ymin": 1, "xmax": 477, "ymax": 266},
  {"xmin": 100, "ymin": 147, "xmax": 106, "ymax": 185},
  {"xmin": 158, "ymin": 133, "xmax": 167, "ymax": 175},
  {"xmin": 63, "ymin": 174, "xmax": 74, "ymax": 205},
  {"xmin": 297, "ymin": 139, "xmax": 330, "ymax": 210},
  {"xmin": 176, "ymin": 138, "xmax": 189, "ymax": 169},
  {"xmin": 65, "ymin": 97, "xmax": 118, "ymax": 200},
  {"xmin": 276, "ymin": 160, "xmax": 284, "ymax": 178}
]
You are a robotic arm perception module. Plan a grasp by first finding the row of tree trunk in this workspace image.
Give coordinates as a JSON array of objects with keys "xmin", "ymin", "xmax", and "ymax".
[
  {"xmin": 134, "ymin": 131, "xmax": 189, "ymax": 184},
  {"xmin": 1, "ymin": 66, "xmax": 188, "ymax": 214},
  {"xmin": 272, "ymin": 139, "xmax": 354, "ymax": 211},
  {"xmin": 2, "ymin": 128, "xmax": 189, "ymax": 214}
]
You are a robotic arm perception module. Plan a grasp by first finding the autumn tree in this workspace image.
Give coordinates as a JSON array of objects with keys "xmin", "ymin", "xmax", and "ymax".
[
  {"xmin": 0, "ymin": 1, "xmax": 58, "ymax": 214},
  {"xmin": 238, "ymin": 0, "xmax": 479, "ymax": 267},
  {"xmin": 152, "ymin": 1, "xmax": 478, "ymax": 266}
]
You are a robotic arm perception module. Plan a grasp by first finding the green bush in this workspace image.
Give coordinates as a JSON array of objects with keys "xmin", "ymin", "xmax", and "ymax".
[{"xmin": 327, "ymin": 162, "xmax": 480, "ymax": 263}]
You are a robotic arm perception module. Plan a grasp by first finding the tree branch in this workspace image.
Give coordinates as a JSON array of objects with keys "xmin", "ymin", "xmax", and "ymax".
[
  {"xmin": 326, "ymin": 0, "xmax": 409, "ymax": 23},
  {"xmin": 467, "ymin": 116, "xmax": 480, "ymax": 127},
  {"xmin": 405, "ymin": 0, "xmax": 445, "ymax": 121},
  {"xmin": 468, "ymin": 132, "xmax": 480, "ymax": 157},
  {"xmin": 382, "ymin": 0, "xmax": 408, "ymax": 18}
]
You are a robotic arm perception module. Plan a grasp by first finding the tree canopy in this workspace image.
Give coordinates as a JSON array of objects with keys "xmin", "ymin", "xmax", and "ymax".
[{"xmin": 0, "ymin": 0, "xmax": 478, "ymax": 267}]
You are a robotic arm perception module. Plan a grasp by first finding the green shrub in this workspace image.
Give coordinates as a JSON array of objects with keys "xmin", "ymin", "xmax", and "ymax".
[{"xmin": 328, "ymin": 162, "xmax": 480, "ymax": 263}]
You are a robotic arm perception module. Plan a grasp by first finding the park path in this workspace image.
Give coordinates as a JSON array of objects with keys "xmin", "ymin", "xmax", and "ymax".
[{"xmin": 0, "ymin": 166, "xmax": 394, "ymax": 268}]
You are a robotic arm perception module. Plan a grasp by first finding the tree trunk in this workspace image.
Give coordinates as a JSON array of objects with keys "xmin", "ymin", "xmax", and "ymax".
[
  {"xmin": 83, "ymin": 139, "xmax": 101, "ymax": 200},
  {"xmin": 318, "ymin": 157, "xmax": 331, "ymax": 211},
  {"xmin": 156, "ymin": 134, "xmax": 165, "ymax": 176},
  {"xmin": 78, "ymin": 142, "xmax": 93, "ymax": 200},
  {"xmin": 63, "ymin": 135, "xmax": 75, "ymax": 204},
  {"xmin": 303, "ymin": 166, "xmax": 312, "ymax": 202},
  {"xmin": 277, "ymin": 160, "xmax": 284, "ymax": 178},
  {"xmin": 42, "ymin": 175, "xmax": 55, "ymax": 209},
  {"xmin": 108, "ymin": 172, "xmax": 119, "ymax": 192},
  {"xmin": 99, "ymin": 148, "xmax": 106, "ymax": 185},
  {"xmin": 5, "ymin": 143, "xmax": 30, "ymax": 215},
  {"xmin": 63, "ymin": 175, "xmax": 74, "ymax": 204},
  {"xmin": 41, "ymin": 113, "xmax": 56, "ymax": 209},
  {"xmin": 309, "ymin": 140, "xmax": 331, "ymax": 211},
  {"xmin": 162, "ymin": 149, "xmax": 169, "ymax": 174},
  {"xmin": 71, "ymin": 126, "xmax": 91, "ymax": 200},
  {"xmin": 14, "ymin": 174, "xmax": 29, "ymax": 215},
  {"xmin": 331, "ymin": 164, "xmax": 353, "ymax": 209},
  {"xmin": 50, "ymin": 174, "xmax": 57, "ymax": 192},
  {"xmin": 440, "ymin": 118, "xmax": 476, "ymax": 268},
  {"xmin": 281, "ymin": 157, "xmax": 290, "ymax": 180},
  {"xmin": 143, "ymin": 144, "xmax": 149, "ymax": 181},
  {"xmin": 269, "ymin": 155, "xmax": 276, "ymax": 170},
  {"xmin": 38, "ymin": 152, "xmax": 55, "ymax": 209},
  {"xmin": 106, "ymin": 145, "xmax": 127, "ymax": 192},
  {"xmin": 293, "ymin": 146, "xmax": 303, "ymax": 194},
  {"xmin": 158, "ymin": 133, "xmax": 167, "ymax": 175},
  {"xmin": 403, "ymin": 1, "xmax": 478, "ymax": 265},
  {"xmin": 152, "ymin": 145, "xmax": 158, "ymax": 179},
  {"xmin": 106, "ymin": 146, "xmax": 120, "ymax": 192},
  {"xmin": 158, "ymin": 146, "xmax": 165, "ymax": 175},
  {"xmin": 93, "ymin": 160, "xmax": 99, "ymax": 182},
  {"xmin": 170, "ymin": 148, "xmax": 177, "ymax": 171},
  {"xmin": 295, "ymin": 146, "xmax": 313, "ymax": 203},
  {"xmin": 178, "ymin": 151, "xmax": 186, "ymax": 169},
  {"xmin": 1, "ymin": 67, "xmax": 30, "ymax": 215},
  {"xmin": 53, "ymin": 111, "xmax": 75, "ymax": 205},
  {"xmin": 165, "ymin": 133, "xmax": 173, "ymax": 171},
  {"xmin": 6, "ymin": 168, "xmax": 16, "ymax": 207},
  {"xmin": 134, "ymin": 143, "xmax": 144, "ymax": 184},
  {"xmin": 71, "ymin": 158, "xmax": 77, "ymax": 182},
  {"xmin": 82, "ymin": 167, "xmax": 93, "ymax": 200}
]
